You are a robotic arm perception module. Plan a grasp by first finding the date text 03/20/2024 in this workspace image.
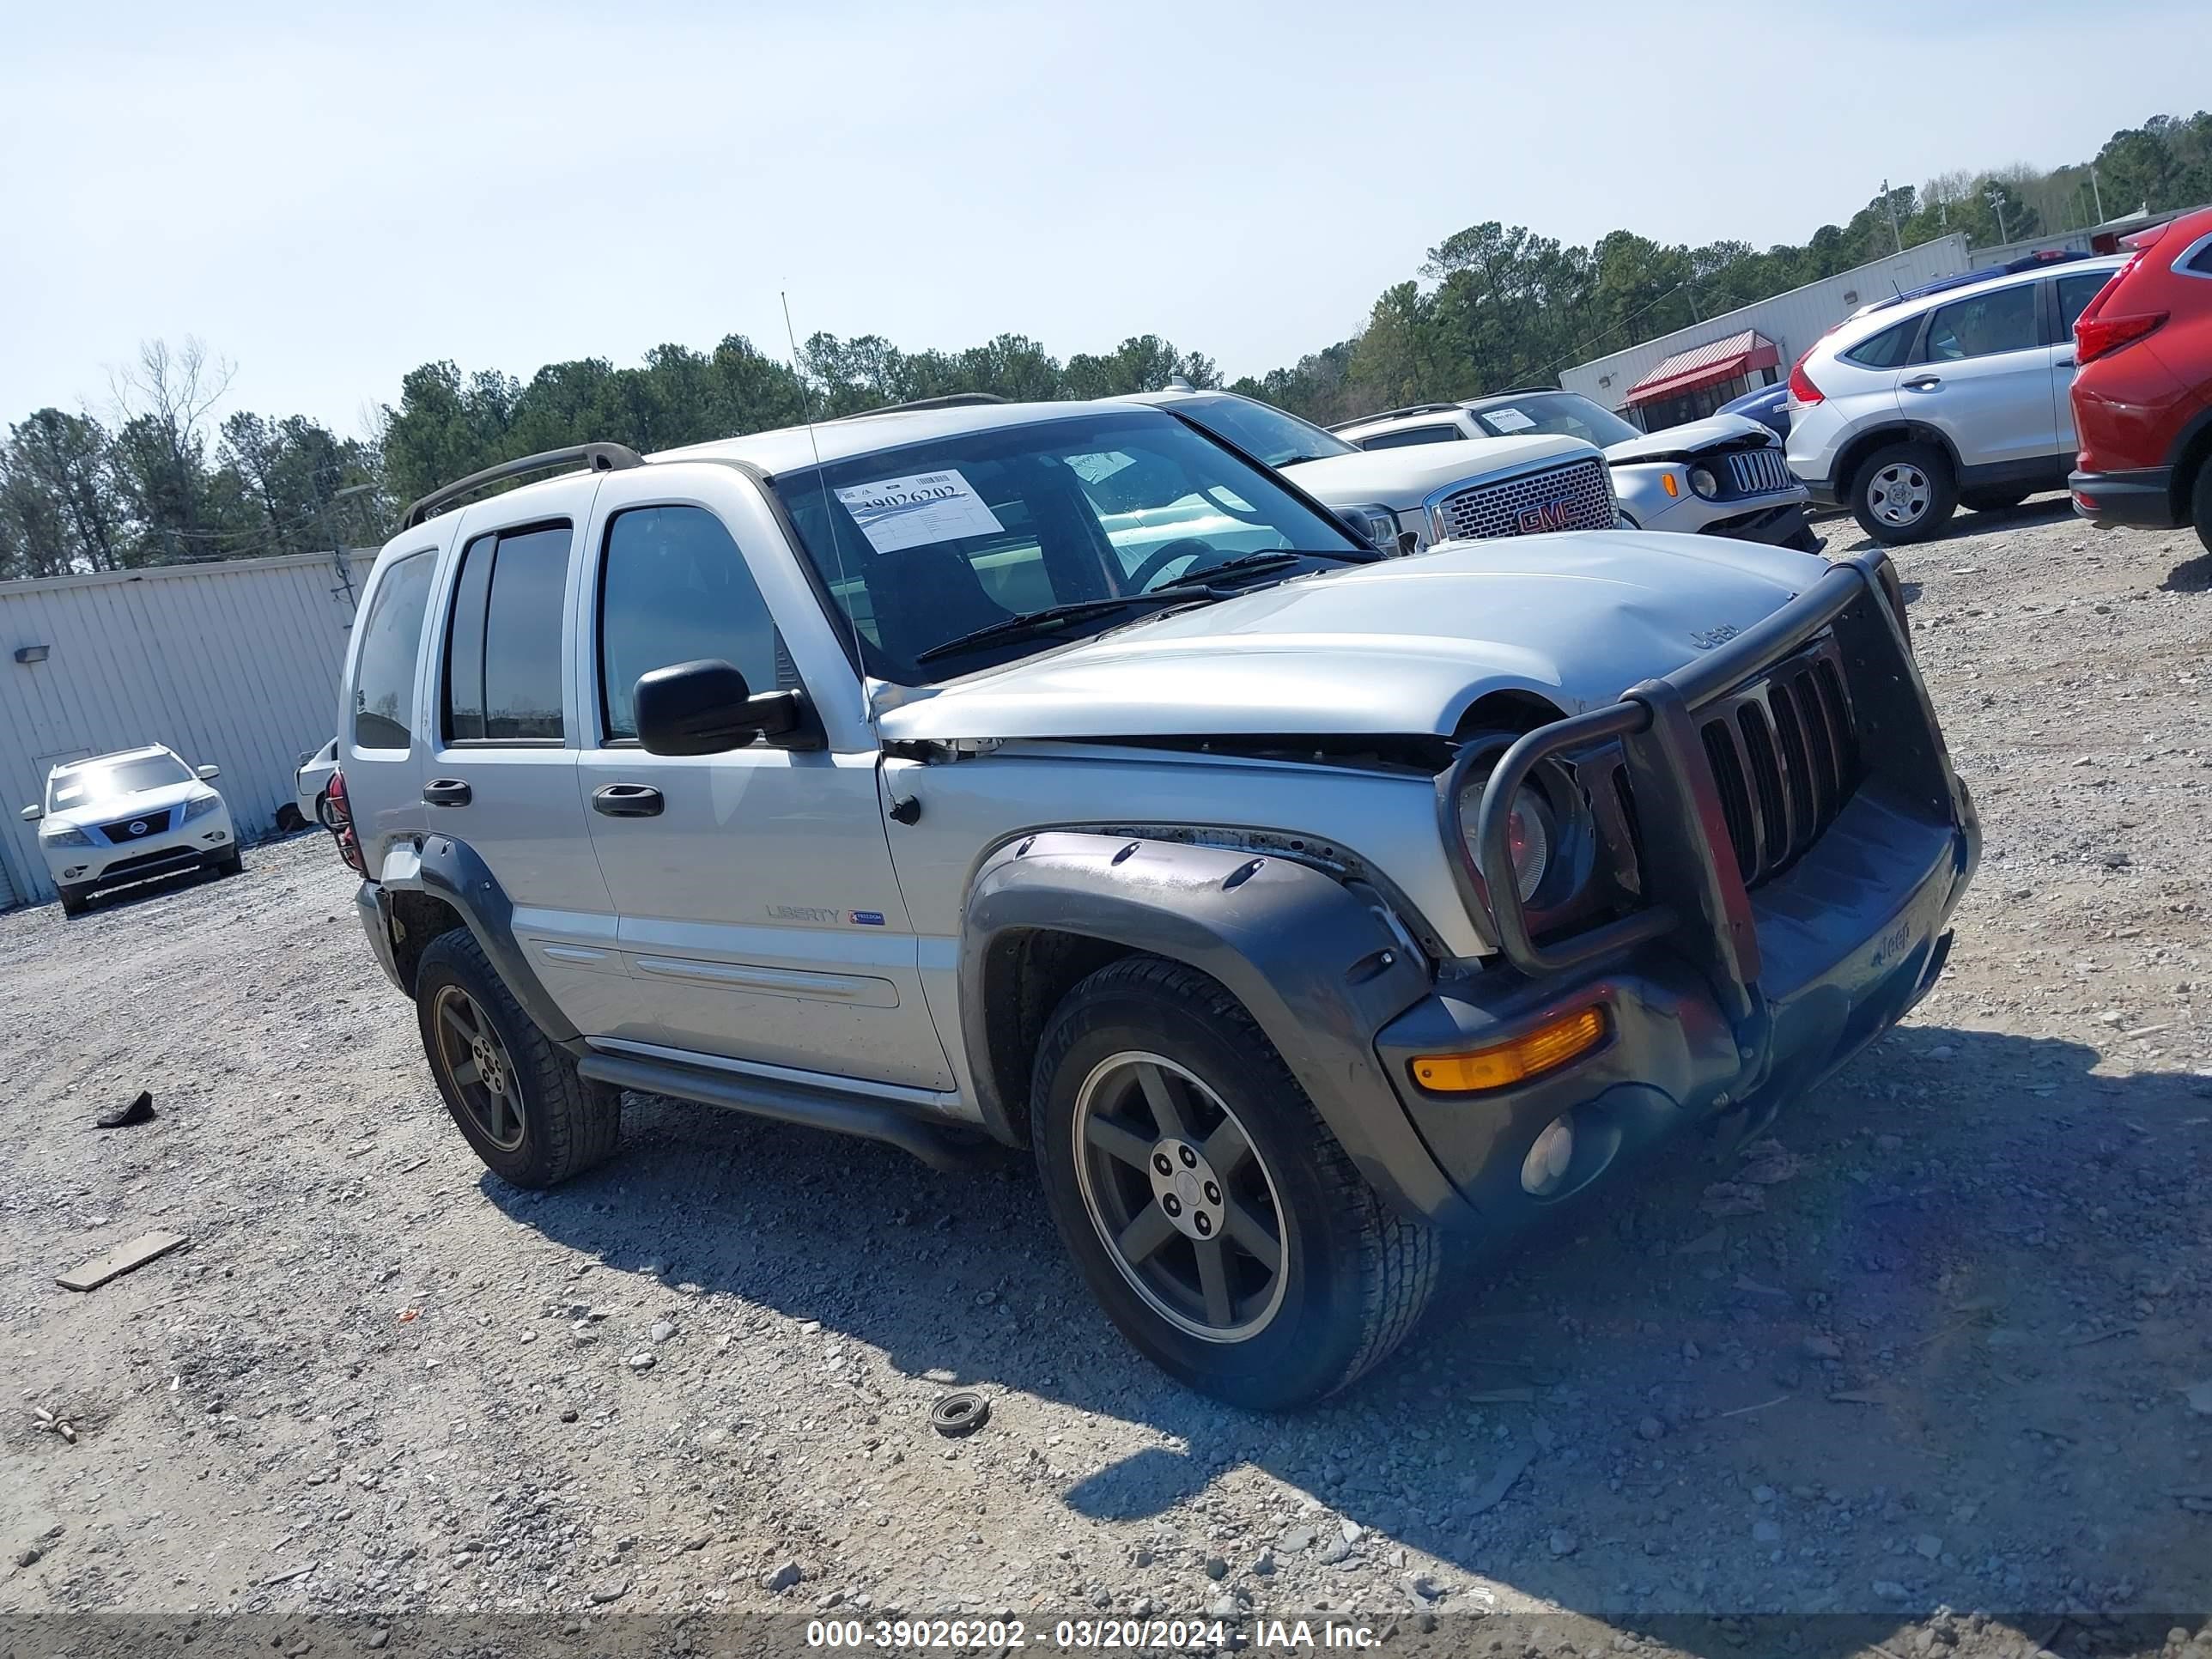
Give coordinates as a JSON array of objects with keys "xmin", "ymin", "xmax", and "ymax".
[{"xmin": 805, "ymin": 1618, "xmax": 1382, "ymax": 1649}]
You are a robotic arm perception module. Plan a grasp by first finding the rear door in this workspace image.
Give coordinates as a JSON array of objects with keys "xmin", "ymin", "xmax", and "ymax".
[
  {"xmin": 1905, "ymin": 278, "xmax": 2058, "ymax": 469},
  {"xmin": 423, "ymin": 483, "xmax": 636, "ymax": 1040},
  {"xmin": 575, "ymin": 465, "xmax": 953, "ymax": 1092},
  {"xmin": 2051, "ymin": 269, "xmax": 2118, "ymax": 453}
]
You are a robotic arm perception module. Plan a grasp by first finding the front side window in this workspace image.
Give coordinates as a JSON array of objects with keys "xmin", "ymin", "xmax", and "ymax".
[
  {"xmin": 351, "ymin": 550, "xmax": 434, "ymax": 750},
  {"xmin": 444, "ymin": 522, "xmax": 572, "ymax": 742},
  {"xmin": 1924, "ymin": 284, "xmax": 2039, "ymax": 361},
  {"xmin": 1842, "ymin": 319, "xmax": 1917, "ymax": 370},
  {"xmin": 1358, "ymin": 424, "xmax": 1464, "ymax": 450},
  {"xmin": 1468, "ymin": 393, "xmax": 1642, "ymax": 448},
  {"xmin": 599, "ymin": 506, "xmax": 786, "ymax": 740},
  {"xmin": 774, "ymin": 410, "xmax": 1365, "ymax": 684},
  {"xmin": 48, "ymin": 752, "xmax": 191, "ymax": 811}
]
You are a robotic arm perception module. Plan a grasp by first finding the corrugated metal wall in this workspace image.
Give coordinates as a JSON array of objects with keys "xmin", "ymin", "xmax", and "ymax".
[
  {"xmin": 0, "ymin": 550, "xmax": 374, "ymax": 907},
  {"xmin": 1560, "ymin": 235, "xmax": 1973, "ymax": 416}
]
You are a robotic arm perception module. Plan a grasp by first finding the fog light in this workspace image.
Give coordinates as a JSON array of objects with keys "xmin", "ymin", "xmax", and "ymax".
[
  {"xmin": 1410, "ymin": 1005, "xmax": 1607, "ymax": 1093},
  {"xmin": 1522, "ymin": 1115, "xmax": 1577, "ymax": 1195}
]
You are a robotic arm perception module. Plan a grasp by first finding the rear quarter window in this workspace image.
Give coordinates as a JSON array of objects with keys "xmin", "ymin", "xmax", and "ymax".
[
  {"xmin": 350, "ymin": 551, "xmax": 435, "ymax": 750},
  {"xmin": 1841, "ymin": 319, "xmax": 1917, "ymax": 369}
]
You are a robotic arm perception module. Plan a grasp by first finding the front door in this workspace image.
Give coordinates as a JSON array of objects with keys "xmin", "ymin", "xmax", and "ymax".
[
  {"xmin": 1906, "ymin": 277, "xmax": 2060, "ymax": 471},
  {"xmin": 575, "ymin": 473, "xmax": 952, "ymax": 1092}
]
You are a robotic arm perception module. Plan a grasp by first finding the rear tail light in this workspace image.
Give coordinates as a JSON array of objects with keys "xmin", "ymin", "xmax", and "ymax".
[
  {"xmin": 326, "ymin": 769, "xmax": 365, "ymax": 875},
  {"xmin": 2075, "ymin": 308, "xmax": 2167, "ymax": 366},
  {"xmin": 1787, "ymin": 355, "xmax": 1824, "ymax": 405}
]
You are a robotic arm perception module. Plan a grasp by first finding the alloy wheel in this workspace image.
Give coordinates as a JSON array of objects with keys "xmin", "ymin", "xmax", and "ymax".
[
  {"xmin": 1071, "ymin": 1051, "xmax": 1288, "ymax": 1342},
  {"xmin": 429, "ymin": 985, "xmax": 526, "ymax": 1152},
  {"xmin": 1867, "ymin": 462, "xmax": 1932, "ymax": 528}
]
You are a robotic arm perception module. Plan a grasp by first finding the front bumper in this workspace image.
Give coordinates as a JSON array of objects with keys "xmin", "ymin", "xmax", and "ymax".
[
  {"xmin": 1358, "ymin": 550, "xmax": 1978, "ymax": 1238},
  {"xmin": 2069, "ymin": 465, "xmax": 2179, "ymax": 529},
  {"xmin": 46, "ymin": 817, "xmax": 235, "ymax": 892},
  {"xmin": 1692, "ymin": 499, "xmax": 1819, "ymax": 548}
]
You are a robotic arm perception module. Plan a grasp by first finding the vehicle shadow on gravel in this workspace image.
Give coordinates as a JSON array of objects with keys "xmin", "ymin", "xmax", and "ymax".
[
  {"xmin": 492, "ymin": 1024, "xmax": 2209, "ymax": 1656},
  {"xmin": 1827, "ymin": 494, "xmax": 2073, "ymax": 555},
  {"xmin": 2162, "ymin": 549, "xmax": 2212, "ymax": 592}
]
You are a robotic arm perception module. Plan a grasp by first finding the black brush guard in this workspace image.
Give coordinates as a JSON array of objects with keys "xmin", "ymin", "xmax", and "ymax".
[{"xmin": 1444, "ymin": 550, "xmax": 1960, "ymax": 1037}]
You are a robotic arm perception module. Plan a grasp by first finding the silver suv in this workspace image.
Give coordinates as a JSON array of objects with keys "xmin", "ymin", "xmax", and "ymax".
[
  {"xmin": 1785, "ymin": 256, "xmax": 2123, "ymax": 544},
  {"xmin": 331, "ymin": 397, "xmax": 1977, "ymax": 1407}
]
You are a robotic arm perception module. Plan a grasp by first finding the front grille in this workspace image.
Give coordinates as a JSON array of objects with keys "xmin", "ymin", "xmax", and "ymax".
[
  {"xmin": 1696, "ymin": 638, "xmax": 1859, "ymax": 886},
  {"xmin": 99, "ymin": 808, "xmax": 172, "ymax": 842},
  {"xmin": 1431, "ymin": 457, "xmax": 1616, "ymax": 542},
  {"xmin": 100, "ymin": 846, "xmax": 201, "ymax": 880},
  {"xmin": 1723, "ymin": 446, "xmax": 1794, "ymax": 496}
]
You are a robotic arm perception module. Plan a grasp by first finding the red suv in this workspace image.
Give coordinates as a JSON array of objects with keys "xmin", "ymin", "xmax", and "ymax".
[{"xmin": 2069, "ymin": 205, "xmax": 2212, "ymax": 554}]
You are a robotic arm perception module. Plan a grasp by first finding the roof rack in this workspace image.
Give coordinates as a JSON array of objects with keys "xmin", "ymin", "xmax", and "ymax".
[
  {"xmin": 1475, "ymin": 385, "xmax": 1563, "ymax": 398},
  {"xmin": 1323, "ymin": 401, "xmax": 1461, "ymax": 432},
  {"xmin": 404, "ymin": 442, "xmax": 647, "ymax": 529},
  {"xmin": 838, "ymin": 392, "xmax": 1010, "ymax": 421}
]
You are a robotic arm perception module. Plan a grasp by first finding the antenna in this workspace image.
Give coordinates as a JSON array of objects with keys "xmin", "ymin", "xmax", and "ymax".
[{"xmin": 781, "ymin": 291, "xmax": 872, "ymax": 729}]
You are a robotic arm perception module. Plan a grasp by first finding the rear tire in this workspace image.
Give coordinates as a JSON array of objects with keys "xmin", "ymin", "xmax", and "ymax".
[
  {"xmin": 58, "ymin": 885, "xmax": 90, "ymax": 918},
  {"xmin": 414, "ymin": 927, "xmax": 622, "ymax": 1188},
  {"xmin": 1031, "ymin": 954, "xmax": 1438, "ymax": 1409},
  {"xmin": 2192, "ymin": 461, "xmax": 2212, "ymax": 557},
  {"xmin": 1850, "ymin": 441, "xmax": 1957, "ymax": 544}
]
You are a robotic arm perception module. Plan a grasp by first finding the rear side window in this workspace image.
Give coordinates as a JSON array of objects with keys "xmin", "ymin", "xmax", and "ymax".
[
  {"xmin": 1842, "ymin": 319, "xmax": 1917, "ymax": 369},
  {"xmin": 1924, "ymin": 284, "xmax": 2039, "ymax": 361},
  {"xmin": 351, "ymin": 551, "xmax": 434, "ymax": 750},
  {"xmin": 599, "ymin": 506, "xmax": 787, "ymax": 740},
  {"xmin": 1358, "ymin": 424, "xmax": 1463, "ymax": 450},
  {"xmin": 2057, "ymin": 273, "xmax": 2111, "ymax": 334},
  {"xmin": 444, "ymin": 523, "xmax": 573, "ymax": 742},
  {"xmin": 2188, "ymin": 239, "xmax": 2212, "ymax": 276}
]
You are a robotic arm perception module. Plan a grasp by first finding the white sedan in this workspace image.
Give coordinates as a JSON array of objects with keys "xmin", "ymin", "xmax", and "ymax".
[{"xmin": 295, "ymin": 738, "xmax": 340, "ymax": 827}]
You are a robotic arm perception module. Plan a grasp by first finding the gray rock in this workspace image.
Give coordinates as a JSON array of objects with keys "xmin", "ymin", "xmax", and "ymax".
[
  {"xmin": 1803, "ymin": 1334, "xmax": 1844, "ymax": 1360},
  {"xmin": 763, "ymin": 1562, "xmax": 803, "ymax": 1594},
  {"xmin": 650, "ymin": 1320, "xmax": 676, "ymax": 1344},
  {"xmin": 1407, "ymin": 1573, "xmax": 1443, "ymax": 1601},
  {"xmin": 1317, "ymin": 1540, "xmax": 1352, "ymax": 1566},
  {"xmin": 1205, "ymin": 1555, "xmax": 1228, "ymax": 1580},
  {"xmin": 1132, "ymin": 1598, "xmax": 1154, "ymax": 1619},
  {"xmin": 1091, "ymin": 1586, "xmax": 1113, "ymax": 1607},
  {"xmin": 1916, "ymin": 1534, "xmax": 1943, "ymax": 1560},
  {"xmin": 1208, "ymin": 1593, "xmax": 1239, "ymax": 1619},
  {"xmin": 1279, "ymin": 1527, "xmax": 1315, "ymax": 1553},
  {"xmin": 1339, "ymin": 1517, "xmax": 1363, "ymax": 1544},
  {"xmin": 14, "ymin": 1546, "xmax": 40, "ymax": 1568},
  {"xmin": 1753, "ymin": 1521, "xmax": 1783, "ymax": 1544},
  {"xmin": 589, "ymin": 1580, "xmax": 628, "ymax": 1604},
  {"xmin": 1753, "ymin": 1486, "xmax": 1777, "ymax": 1504},
  {"xmin": 1549, "ymin": 1530, "xmax": 1578, "ymax": 1558},
  {"xmin": 626, "ymin": 1352, "xmax": 655, "ymax": 1372},
  {"xmin": 362, "ymin": 1633, "xmax": 390, "ymax": 1652},
  {"xmin": 1252, "ymin": 1550, "xmax": 1276, "ymax": 1577},
  {"xmin": 1638, "ymin": 1416, "xmax": 1667, "ymax": 1441},
  {"xmin": 1875, "ymin": 1579, "xmax": 1909, "ymax": 1601}
]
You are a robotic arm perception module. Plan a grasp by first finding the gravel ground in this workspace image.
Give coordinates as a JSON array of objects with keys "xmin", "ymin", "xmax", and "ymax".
[{"xmin": 2, "ymin": 496, "xmax": 2209, "ymax": 1659}]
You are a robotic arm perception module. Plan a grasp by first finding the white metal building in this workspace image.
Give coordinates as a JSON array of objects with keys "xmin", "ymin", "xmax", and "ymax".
[
  {"xmin": 1559, "ymin": 234, "xmax": 1972, "ymax": 426},
  {"xmin": 0, "ymin": 550, "xmax": 374, "ymax": 908}
]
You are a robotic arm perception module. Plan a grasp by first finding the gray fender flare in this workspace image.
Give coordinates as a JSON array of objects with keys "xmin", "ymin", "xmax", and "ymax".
[
  {"xmin": 958, "ymin": 831, "xmax": 1474, "ymax": 1225},
  {"xmin": 381, "ymin": 834, "xmax": 585, "ymax": 1052}
]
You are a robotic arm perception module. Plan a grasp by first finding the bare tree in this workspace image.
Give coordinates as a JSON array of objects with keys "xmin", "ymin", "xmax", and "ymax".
[{"xmin": 107, "ymin": 337, "xmax": 236, "ymax": 562}]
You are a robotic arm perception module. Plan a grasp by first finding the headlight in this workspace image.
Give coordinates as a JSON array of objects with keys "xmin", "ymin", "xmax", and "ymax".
[
  {"xmin": 183, "ymin": 793, "xmax": 222, "ymax": 822},
  {"xmin": 1345, "ymin": 504, "xmax": 1401, "ymax": 552},
  {"xmin": 40, "ymin": 823, "xmax": 94, "ymax": 848},
  {"xmin": 1687, "ymin": 465, "xmax": 1720, "ymax": 499},
  {"xmin": 1455, "ymin": 776, "xmax": 1554, "ymax": 903}
]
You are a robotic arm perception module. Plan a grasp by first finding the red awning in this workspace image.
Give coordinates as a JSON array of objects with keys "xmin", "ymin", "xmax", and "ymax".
[{"xmin": 1625, "ymin": 329, "xmax": 1781, "ymax": 406}]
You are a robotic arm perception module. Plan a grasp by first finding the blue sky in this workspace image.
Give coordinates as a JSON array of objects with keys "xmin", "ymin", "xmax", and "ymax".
[{"xmin": 3, "ymin": 0, "xmax": 2207, "ymax": 435}]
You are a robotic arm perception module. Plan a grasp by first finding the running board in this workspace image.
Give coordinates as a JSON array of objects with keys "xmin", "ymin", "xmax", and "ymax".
[{"xmin": 574, "ymin": 1052, "xmax": 991, "ymax": 1173}]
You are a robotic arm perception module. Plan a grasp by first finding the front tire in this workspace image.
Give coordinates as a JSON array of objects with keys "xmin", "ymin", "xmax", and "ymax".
[
  {"xmin": 414, "ymin": 927, "xmax": 621, "ymax": 1188},
  {"xmin": 1850, "ymin": 441, "xmax": 1957, "ymax": 544},
  {"xmin": 214, "ymin": 848, "xmax": 244, "ymax": 877},
  {"xmin": 57, "ymin": 885, "xmax": 90, "ymax": 918},
  {"xmin": 1031, "ymin": 956, "xmax": 1437, "ymax": 1409}
]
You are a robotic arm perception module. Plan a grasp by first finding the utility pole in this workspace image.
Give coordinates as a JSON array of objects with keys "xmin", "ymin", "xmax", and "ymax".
[
  {"xmin": 1881, "ymin": 180, "xmax": 1903, "ymax": 253},
  {"xmin": 2090, "ymin": 162, "xmax": 2106, "ymax": 225},
  {"xmin": 1985, "ymin": 186, "xmax": 2009, "ymax": 246}
]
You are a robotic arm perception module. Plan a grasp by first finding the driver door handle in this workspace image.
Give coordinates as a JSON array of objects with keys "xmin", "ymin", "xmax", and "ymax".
[
  {"xmin": 1902, "ymin": 375, "xmax": 1942, "ymax": 392},
  {"xmin": 422, "ymin": 778, "xmax": 472, "ymax": 807},
  {"xmin": 592, "ymin": 783, "xmax": 665, "ymax": 818},
  {"xmin": 2053, "ymin": 353, "xmax": 2075, "ymax": 368}
]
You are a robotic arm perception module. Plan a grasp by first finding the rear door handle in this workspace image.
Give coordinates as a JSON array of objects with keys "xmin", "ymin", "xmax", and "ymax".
[
  {"xmin": 422, "ymin": 778, "xmax": 472, "ymax": 807},
  {"xmin": 592, "ymin": 783, "xmax": 665, "ymax": 818},
  {"xmin": 2053, "ymin": 353, "xmax": 2075, "ymax": 368},
  {"xmin": 1902, "ymin": 375, "xmax": 1942, "ymax": 392}
]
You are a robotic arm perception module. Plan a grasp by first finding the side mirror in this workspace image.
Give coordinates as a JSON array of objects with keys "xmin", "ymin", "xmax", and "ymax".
[
  {"xmin": 633, "ymin": 659, "xmax": 816, "ymax": 756},
  {"xmin": 197, "ymin": 764, "xmax": 221, "ymax": 781},
  {"xmin": 20, "ymin": 804, "xmax": 42, "ymax": 822}
]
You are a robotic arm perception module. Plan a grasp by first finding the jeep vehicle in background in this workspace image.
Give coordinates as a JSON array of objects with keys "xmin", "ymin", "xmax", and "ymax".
[
  {"xmin": 1333, "ymin": 390, "xmax": 1818, "ymax": 551},
  {"xmin": 1786, "ymin": 255, "xmax": 2124, "ymax": 544},
  {"xmin": 330, "ymin": 397, "xmax": 1975, "ymax": 1407},
  {"xmin": 1125, "ymin": 384, "xmax": 1617, "ymax": 550}
]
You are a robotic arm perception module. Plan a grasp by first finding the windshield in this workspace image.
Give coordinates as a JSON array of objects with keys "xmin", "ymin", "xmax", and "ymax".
[
  {"xmin": 1468, "ymin": 392, "xmax": 1642, "ymax": 448},
  {"xmin": 775, "ymin": 410, "xmax": 1366, "ymax": 683},
  {"xmin": 49, "ymin": 752, "xmax": 191, "ymax": 811},
  {"xmin": 1169, "ymin": 394, "xmax": 1357, "ymax": 468}
]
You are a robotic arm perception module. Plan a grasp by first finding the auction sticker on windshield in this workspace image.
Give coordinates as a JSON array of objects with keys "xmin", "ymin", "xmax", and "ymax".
[
  {"xmin": 1484, "ymin": 406, "xmax": 1536, "ymax": 432},
  {"xmin": 836, "ymin": 470, "xmax": 1005, "ymax": 555}
]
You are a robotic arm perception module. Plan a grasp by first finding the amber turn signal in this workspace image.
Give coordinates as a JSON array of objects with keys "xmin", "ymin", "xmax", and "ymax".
[
  {"xmin": 1660, "ymin": 471, "xmax": 1681, "ymax": 498},
  {"xmin": 1411, "ymin": 1006, "xmax": 1607, "ymax": 1093}
]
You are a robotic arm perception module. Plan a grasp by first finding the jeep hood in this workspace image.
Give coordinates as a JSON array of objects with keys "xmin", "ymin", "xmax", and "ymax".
[
  {"xmin": 873, "ymin": 532, "xmax": 1827, "ymax": 743},
  {"xmin": 1603, "ymin": 413, "xmax": 1778, "ymax": 465},
  {"xmin": 1282, "ymin": 434, "xmax": 1595, "ymax": 507}
]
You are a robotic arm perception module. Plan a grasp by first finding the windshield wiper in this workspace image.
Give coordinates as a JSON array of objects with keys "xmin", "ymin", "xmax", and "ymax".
[
  {"xmin": 1201, "ymin": 549, "xmax": 1371, "ymax": 577},
  {"xmin": 915, "ymin": 584, "xmax": 1225, "ymax": 666}
]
